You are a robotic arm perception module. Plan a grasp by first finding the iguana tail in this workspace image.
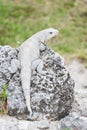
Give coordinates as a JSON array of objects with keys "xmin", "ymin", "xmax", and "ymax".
[{"xmin": 19, "ymin": 47, "xmax": 32, "ymax": 115}]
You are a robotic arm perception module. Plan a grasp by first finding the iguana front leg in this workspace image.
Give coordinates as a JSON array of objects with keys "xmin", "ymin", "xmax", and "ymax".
[{"xmin": 32, "ymin": 59, "xmax": 46, "ymax": 75}]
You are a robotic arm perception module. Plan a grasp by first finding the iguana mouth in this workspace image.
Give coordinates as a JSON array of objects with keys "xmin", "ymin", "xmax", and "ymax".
[{"xmin": 40, "ymin": 41, "xmax": 46, "ymax": 45}]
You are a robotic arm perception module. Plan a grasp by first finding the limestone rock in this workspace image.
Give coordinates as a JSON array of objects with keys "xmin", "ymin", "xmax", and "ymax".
[{"xmin": 0, "ymin": 45, "xmax": 74, "ymax": 120}]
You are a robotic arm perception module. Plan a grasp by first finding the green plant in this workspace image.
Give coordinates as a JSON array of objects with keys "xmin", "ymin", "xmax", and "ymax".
[
  {"xmin": 2, "ymin": 84, "xmax": 8, "ymax": 101},
  {"xmin": 0, "ymin": 83, "xmax": 8, "ymax": 114},
  {"xmin": 62, "ymin": 128, "xmax": 71, "ymax": 130}
]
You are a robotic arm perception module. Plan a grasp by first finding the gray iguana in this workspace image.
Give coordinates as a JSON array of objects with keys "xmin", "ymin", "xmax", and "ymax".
[{"xmin": 18, "ymin": 28, "xmax": 59, "ymax": 116}]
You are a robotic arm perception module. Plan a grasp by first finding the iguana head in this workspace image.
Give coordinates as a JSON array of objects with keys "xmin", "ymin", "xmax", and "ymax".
[
  {"xmin": 35, "ymin": 28, "xmax": 59, "ymax": 43},
  {"xmin": 43, "ymin": 28, "xmax": 59, "ymax": 41}
]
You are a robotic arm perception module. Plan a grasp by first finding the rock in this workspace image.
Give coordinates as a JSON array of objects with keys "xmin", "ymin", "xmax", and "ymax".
[
  {"xmin": 58, "ymin": 112, "xmax": 87, "ymax": 130},
  {"xmin": 40, "ymin": 43, "xmax": 46, "ymax": 51},
  {"xmin": 8, "ymin": 59, "xmax": 20, "ymax": 73},
  {"xmin": 37, "ymin": 120, "xmax": 49, "ymax": 129},
  {"xmin": 0, "ymin": 45, "xmax": 74, "ymax": 120}
]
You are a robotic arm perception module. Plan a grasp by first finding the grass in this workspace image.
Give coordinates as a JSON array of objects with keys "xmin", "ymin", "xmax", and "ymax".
[
  {"xmin": 0, "ymin": 0, "xmax": 87, "ymax": 63},
  {"xmin": 0, "ymin": 84, "xmax": 8, "ymax": 114}
]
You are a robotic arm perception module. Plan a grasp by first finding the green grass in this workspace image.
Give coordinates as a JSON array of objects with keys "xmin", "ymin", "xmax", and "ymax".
[
  {"xmin": 0, "ymin": 0, "xmax": 87, "ymax": 63},
  {"xmin": 0, "ymin": 84, "xmax": 8, "ymax": 114}
]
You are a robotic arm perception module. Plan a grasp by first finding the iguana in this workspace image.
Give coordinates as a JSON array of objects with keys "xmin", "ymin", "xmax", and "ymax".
[{"xmin": 18, "ymin": 28, "xmax": 59, "ymax": 116}]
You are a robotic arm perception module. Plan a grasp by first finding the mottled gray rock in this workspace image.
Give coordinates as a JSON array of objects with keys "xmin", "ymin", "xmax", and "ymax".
[
  {"xmin": 0, "ymin": 45, "xmax": 74, "ymax": 120},
  {"xmin": 8, "ymin": 59, "xmax": 20, "ymax": 73},
  {"xmin": 58, "ymin": 112, "xmax": 87, "ymax": 130}
]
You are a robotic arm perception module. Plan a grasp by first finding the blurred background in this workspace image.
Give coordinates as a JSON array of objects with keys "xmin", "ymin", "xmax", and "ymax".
[{"xmin": 0, "ymin": 0, "xmax": 87, "ymax": 64}]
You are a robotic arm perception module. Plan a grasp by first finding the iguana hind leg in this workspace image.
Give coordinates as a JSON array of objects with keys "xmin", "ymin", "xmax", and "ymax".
[{"xmin": 26, "ymin": 95, "xmax": 32, "ymax": 116}]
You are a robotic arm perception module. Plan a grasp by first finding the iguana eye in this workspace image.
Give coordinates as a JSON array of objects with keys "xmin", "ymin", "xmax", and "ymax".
[{"xmin": 49, "ymin": 32, "xmax": 53, "ymax": 34}]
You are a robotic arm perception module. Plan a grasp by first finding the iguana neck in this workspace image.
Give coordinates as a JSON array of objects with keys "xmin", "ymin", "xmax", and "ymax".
[{"xmin": 31, "ymin": 32, "xmax": 46, "ymax": 44}]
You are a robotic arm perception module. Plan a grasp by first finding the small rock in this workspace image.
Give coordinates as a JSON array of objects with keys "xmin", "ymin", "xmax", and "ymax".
[
  {"xmin": 37, "ymin": 120, "xmax": 49, "ymax": 129},
  {"xmin": 40, "ymin": 43, "xmax": 46, "ymax": 51},
  {"xmin": 58, "ymin": 112, "xmax": 87, "ymax": 130},
  {"xmin": 8, "ymin": 59, "xmax": 20, "ymax": 73}
]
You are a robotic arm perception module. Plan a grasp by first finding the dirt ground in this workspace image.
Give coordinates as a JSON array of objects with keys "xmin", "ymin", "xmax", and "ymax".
[{"xmin": 67, "ymin": 60, "xmax": 87, "ymax": 113}]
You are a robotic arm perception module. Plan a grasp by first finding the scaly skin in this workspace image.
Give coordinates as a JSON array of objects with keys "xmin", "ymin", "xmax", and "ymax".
[{"xmin": 18, "ymin": 28, "xmax": 59, "ymax": 116}]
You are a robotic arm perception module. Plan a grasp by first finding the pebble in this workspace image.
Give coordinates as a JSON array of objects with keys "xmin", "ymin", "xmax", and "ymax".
[{"xmin": 37, "ymin": 120, "xmax": 49, "ymax": 129}]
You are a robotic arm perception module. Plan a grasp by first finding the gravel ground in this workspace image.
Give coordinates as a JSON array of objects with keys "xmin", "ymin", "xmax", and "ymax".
[{"xmin": 67, "ymin": 60, "xmax": 87, "ymax": 112}]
